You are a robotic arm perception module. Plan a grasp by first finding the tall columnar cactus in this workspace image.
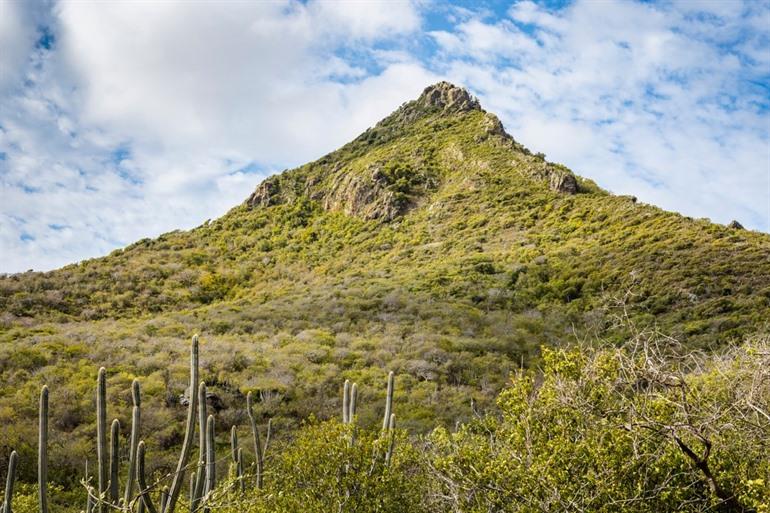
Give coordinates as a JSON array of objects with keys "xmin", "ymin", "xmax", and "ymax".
[
  {"xmin": 382, "ymin": 371, "xmax": 394, "ymax": 431},
  {"xmin": 204, "ymin": 415, "xmax": 216, "ymax": 505},
  {"xmin": 160, "ymin": 487, "xmax": 169, "ymax": 513},
  {"xmin": 124, "ymin": 379, "xmax": 141, "ymax": 506},
  {"xmin": 348, "ymin": 382, "xmax": 359, "ymax": 447},
  {"xmin": 2, "ymin": 451, "xmax": 18, "ymax": 513},
  {"xmin": 349, "ymin": 383, "xmax": 358, "ymax": 422},
  {"xmin": 236, "ymin": 449, "xmax": 244, "ymax": 494},
  {"xmin": 264, "ymin": 419, "xmax": 272, "ymax": 457},
  {"xmin": 164, "ymin": 335, "xmax": 200, "ymax": 513},
  {"xmin": 342, "ymin": 380, "xmax": 350, "ymax": 424},
  {"xmin": 109, "ymin": 419, "xmax": 120, "ymax": 503},
  {"xmin": 137, "ymin": 441, "xmax": 158, "ymax": 513},
  {"xmin": 191, "ymin": 382, "xmax": 207, "ymax": 513},
  {"xmin": 230, "ymin": 426, "xmax": 238, "ymax": 466},
  {"xmin": 245, "ymin": 392, "xmax": 264, "ymax": 489},
  {"xmin": 385, "ymin": 414, "xmax": 396, "ymax": 466},
  {"xmin": 39, "ymin": 385, "xmax": 49, "ymax": 513},
  {"xmin": 96, "ymin": 367, "xmax": 108, "ymax": 512}
]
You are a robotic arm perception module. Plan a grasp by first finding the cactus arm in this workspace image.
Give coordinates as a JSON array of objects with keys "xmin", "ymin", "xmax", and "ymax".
[{"xmin": 164, "ymin": 335, "xmax": 200, "ymax": 513}]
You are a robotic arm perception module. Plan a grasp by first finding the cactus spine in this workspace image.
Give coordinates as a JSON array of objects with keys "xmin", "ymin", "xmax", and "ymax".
[
  {"xmin": 164, "ymin": 335, "xmax": 199, "ymax": 513},
  {"xmin": 124, "ymin": 379, "xmax": 141, "ymax": 506},
  {"xmin": 137, "ymin": 441, "xmax": 158, "ymax": 513},
  {"xmin": 39, "ymin": 386, "xmax": 49, "ymax": 513},
  {"xmin": 245, "ymin": 392, "xmax": 264, "ymax": 489},
  {"xmin": 109, "ymin": 419, "xmax": 120, "ymax": 503},
  {"xmin": 2, "ymin": 451, "xmax": 18, "ymax": 513},
  {"xmin": 382, "ymin": 371, "xmax": 394, "ymax": 431},
  {"xmin": 96, "ymin": 367, "xmax": 108, "ymax": 512}
]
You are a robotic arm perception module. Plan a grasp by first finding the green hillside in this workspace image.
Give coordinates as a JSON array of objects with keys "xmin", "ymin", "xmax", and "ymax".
[{"xmin": 1, "ymin": 83, "xmax": 768, "ymax": 506}]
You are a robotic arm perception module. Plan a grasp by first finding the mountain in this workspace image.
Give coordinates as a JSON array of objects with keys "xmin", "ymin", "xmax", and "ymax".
[{"xmin": 1, "ymin": 82, "xmax": 768, "ymax": 485}]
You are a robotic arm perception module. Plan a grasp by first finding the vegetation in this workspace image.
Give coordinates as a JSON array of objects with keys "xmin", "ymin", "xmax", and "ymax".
[
  {"xmin": 1, "ymin": 330, "xmax": 767, "ymax": 512},
  {"xmin": 0, "ymin": 82, "xmax": 768, "ymax": 510}
]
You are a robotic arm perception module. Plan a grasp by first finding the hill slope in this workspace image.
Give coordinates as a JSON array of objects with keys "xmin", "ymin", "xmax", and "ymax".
[{"xmin": 1, "ymin": 82, "xmax": 769, "ymax": 484}]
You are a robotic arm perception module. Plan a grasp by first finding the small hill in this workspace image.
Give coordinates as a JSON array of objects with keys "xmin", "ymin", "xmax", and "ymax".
[{"xmin": 1, "ymin": 82, "xmax": 768, "ymax": 484}]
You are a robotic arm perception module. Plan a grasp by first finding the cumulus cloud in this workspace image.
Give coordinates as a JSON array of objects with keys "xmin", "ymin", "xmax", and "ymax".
[{"xmin": 0, "ymin": 0, "xmax": 767, "ymax": 273}]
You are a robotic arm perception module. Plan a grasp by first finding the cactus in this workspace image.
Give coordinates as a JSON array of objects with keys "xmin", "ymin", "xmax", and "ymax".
[
  {"xmin": 124, "ymin": 379, "xmax": 141, "ymax": 506},
  {"xmin": 204, "ymin": 415, "xmax": 216, "ymax": 505},
  {"xmin": 236, "ymin": 448, "xmax": 244, "ymax": 494},
  {"xmin": 188, "ymin": 473, "xmax": 195, "ymax": 509},
  {"xmin": 137, "ymin": 441, "xmax": 158, "ymax": 513},
  {"xmin": 160, "ymin": 487, "xmax": 169, "ymax": 513},
  {"xmin": 230, "ymin": 426, "xmax": 238, "ymax": 465},
  {"xmin": 2, "ymin": 451, "xmax": 18, "ymax": 513},
  {"xmin": 96, "ymin": 367, "xmax": 108, "ymax": 513},
  {"xmin": 382, "ymin": 371, "xmax": 394, "ymax": 431},
  {"xmin": 342, "ymin": 380, "xmax": 350, "ymax": 423},
  {"xmin": 264, "ymin": 419, "xmax": 272, "ymax": 457},
  {"xmin": 109, "ymin": 419, "xmax": 120, "ymax": 503},
  {"xmin": 385, "ymin": 414, "xmax": 396, "ymax": 465},
  {"xmin": 190, "ymin": 459, "xmax": 204, "ymax": 513},
  {"xmin": 164, "ymin": 335, "xmax": 200, "ymax": 513},
  {"xmin": 245, "ymin": 392, "xmax": 264, "ymax": 489},
  {"xmin": 349, "ymin": 383, "xmax": 358, "ymax": 422},
  {"xmin": 39, "ymin": 386, "xmax": 49, "ymax": 513}
]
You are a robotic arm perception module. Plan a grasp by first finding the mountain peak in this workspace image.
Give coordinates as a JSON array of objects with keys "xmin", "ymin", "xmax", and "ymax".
[
  {"xmin": 247, "ymin": 81, "xmax": 582, "ymax": 221},
  {"xmin": 415, "ymin": 81, "xmax": 481, "ymax": 114}
]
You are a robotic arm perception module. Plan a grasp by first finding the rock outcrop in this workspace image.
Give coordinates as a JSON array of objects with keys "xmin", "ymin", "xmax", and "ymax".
[{"xmin": 416, "ymin": 81, "xmax": 481, "ymax": 114}]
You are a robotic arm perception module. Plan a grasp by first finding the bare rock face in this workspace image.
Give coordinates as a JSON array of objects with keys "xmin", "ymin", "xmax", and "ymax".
[
  {"xmin": 549, "ymin": 171, "xmax": 578, "ymax": 194},
  {"xmin": 527, "ymin": 162, "xmax": 579, "ymax": 195},
  {"xmin": 323, "ymin": 165, "xmax": 404, "ymax": 221},
  {"xmin": 728, "ymin": 220, "xmax": 744, "ymax": 230},
  {"xmin": 417, "ymin": 81, "xmax": 481, "ymax": 114},
  {"xmin": 247, "ymin": 176, "xmax": 281, "ymax": 207}
]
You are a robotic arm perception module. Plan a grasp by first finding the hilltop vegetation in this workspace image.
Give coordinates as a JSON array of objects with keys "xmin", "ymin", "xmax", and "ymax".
[{"xmin": 0, "ymin": 83, "xmax": 769, "ymax": 509}]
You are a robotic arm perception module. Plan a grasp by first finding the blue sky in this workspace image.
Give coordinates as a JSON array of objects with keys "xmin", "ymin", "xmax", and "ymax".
[{"xmin": 1, "ymin": 0, "xmax": 768, "ymax": 272}]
